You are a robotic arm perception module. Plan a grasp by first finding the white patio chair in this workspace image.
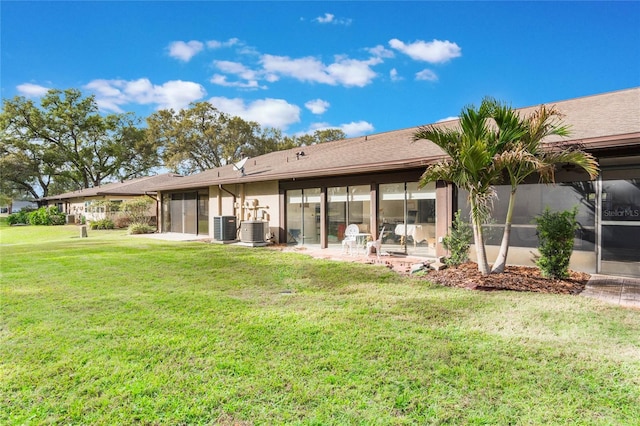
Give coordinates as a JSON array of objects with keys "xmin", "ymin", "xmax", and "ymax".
[
  {"xmin": 341, "ymin": 224, "xmax": 360, "ymax": 255},
  {"xmin": 366, "ymin": 226, "xmax": 386, "ymax": 258}
]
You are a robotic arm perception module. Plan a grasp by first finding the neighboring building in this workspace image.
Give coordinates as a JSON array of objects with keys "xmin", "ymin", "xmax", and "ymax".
[
  {"xmin": 41, "ymin": 174, "xmax": 182, "ymax": 224},
  {"xmin": 151, "ymin": 88, "xmax": 640, "ymax": 277}
]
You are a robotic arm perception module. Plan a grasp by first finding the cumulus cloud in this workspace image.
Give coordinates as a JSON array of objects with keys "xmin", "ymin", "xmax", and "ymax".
[
  {"xmin": 339, "ymin": 120, "xmax": 374, "ymax": 137},
  {"xmin": 210, "ymin": 75, "xmax": 262, "ymax": 89},
  {"xmin": 210, "ymin": 61, "xmax": 265, "ymax": 89},
  {"xmin": 305, "ymin": 120, "xmax": 372, "ymax": 137},
  {"xmin": 366, "ymin": 45, "xmax": 395, "ymax": 59},
  {"xmin": 305, "ymin": 99, "xmax": 330, "ymax": 114},
  {"xmin": 209, "ymin": 97, "xmax": 301, "ymax": 130},
  {"xmin": 314, "ymin": 13, "xmax": 352, "ymax": 25},
  {"xmin": 389, "ymin": 68, "xmax": 402, "ymax": 81},
  {"xmin": 260, "ymin": 54, "xmax": 379, "ymax": 87},
  {"xmin": 84, "ymin": 78, "xmax": 206, "ymax": 112},
  {"xmin": 206, "ymin": 38, "xmax": 240, "ymax": 49},
  {"xmin": 415, "ymin": 69, "xmax": 438, "ymax": 82},
  {"xmin": 168, "ymin": 40, "xmax": 204, "ymax": 62},
  {"xmin": 437, "ymin": 116, "xmax": 459, "ymax": 123},
  {"xmin": 389, "ymin": 38, "xmax": 461, "ymax": 63},
  {"xmin": 16, "ymin": 83, "xmax": 50, "ymax": 97}
]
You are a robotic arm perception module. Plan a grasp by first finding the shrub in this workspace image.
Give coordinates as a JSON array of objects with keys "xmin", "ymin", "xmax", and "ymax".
[
  {"xmin": 89, "ymin": 219, "xmax": 115, "ymax": 230},
  {"xmin": 442, "ymin": 210, "xmax": 473, "ymax": 266},
  {"xmin": 7, "ymin": 208, "xmax": 34, "ymax": 225},
  {"xmin": 534, "ymin": 207, "xmax": 578, "ymax": 279},
  {"xmin": 120, "ymin": 197, "xmax": 154, "ymax": 224},
  {"xmin": 114, "ymin": 215, "xmax": 132, "ymax": 229},
  {"xmin": 127, "ymin": 222, "xmax": 156, "ymax": 235},
  {"xmin": 27, "ymin": 206, "xmax": 65, "ymax": 226}
]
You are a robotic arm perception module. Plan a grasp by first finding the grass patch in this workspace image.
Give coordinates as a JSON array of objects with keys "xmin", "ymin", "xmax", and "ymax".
[{"xmin": 1, "ymin": 225, "xmax": 639, "ymax": 424}]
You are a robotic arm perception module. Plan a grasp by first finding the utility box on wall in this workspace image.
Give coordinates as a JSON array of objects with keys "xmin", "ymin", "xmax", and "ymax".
[{"xmin": 213, "ymin": 216, "xmax": 237, "ymax": 241}]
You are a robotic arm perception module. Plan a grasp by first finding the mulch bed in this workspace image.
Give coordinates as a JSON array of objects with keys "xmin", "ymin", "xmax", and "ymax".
[{"xmin": 420, "ymin": 261, "xmax": 590, "ymax": 295}]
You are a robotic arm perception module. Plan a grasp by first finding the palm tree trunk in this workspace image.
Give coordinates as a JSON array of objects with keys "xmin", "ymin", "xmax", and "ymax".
[
  {"xmin": 491, "ymin": 189, "xmax": 516, "ymax": 274},
  {"xmin": 470, "ymin": 199, "xmax": 490, "ymax": 275}
]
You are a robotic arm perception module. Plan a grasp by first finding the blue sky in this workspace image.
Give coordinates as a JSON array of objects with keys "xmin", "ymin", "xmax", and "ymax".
[{"xmin": 2, "ymin": 1, "xmax": 639, "ymax": 137}]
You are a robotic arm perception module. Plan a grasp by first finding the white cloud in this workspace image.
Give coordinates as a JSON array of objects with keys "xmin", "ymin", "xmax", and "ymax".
[
  {"xmin": 316, "ymin": 13, "xmax": 335, "ymax": 23},
  {"xmin": 84, "ymin": 78, "xmax": 206, "ymax": 112},
  {"xmin": 437, "ymin": 116, "xmax": 459, "ymax": 123},
  {"xmin": 16, "ymin": 83, "xmax": 50, "ymax": 97},
  {"xmin": 210, "ymin": 74, "xmax": 262, "ymax": 89},
  {"xmin": 327, "ymin": 57, "xmax": 380, "ymax": 87},
  {"xmin": 303, "ymin": 120, "xmax": 373, "ymax": 137},
  {"xmin": 206, "ymin": 38, "xmax": 239, "ymax": 49},
  {"xmin": 305, "ymin": 99, "xmax": 330, "ymax": 114},
  {"xmin": 168, "ymin": 40, "xmax": 204, "ymax": 62},
  {"xmin": 390, "ymin": 68, "xmax": 402, "ymax": 81},
  {"xmin": 389, "ymin": 38, "xmax": 461, "ymax": 63},
  {"xmin": 260, "ymin": 54, "xmax": 379, "ymax": 87},
  {"xmin": 261, "ymin": 54, "xmax": 334, "ymax": 85},
  {"xmin": 416, "ymin": 69, "xmax": 438, "ymax": 82},
  {"xmin": 340, "ymin": 121, "xmax": 374, "ymax": 137},
  {"xmin": 314, "ymin": 13, "xmax": 352, "ymax": 26},
  {"xmin": 366, "ymin": 45, "xmax": 395, "ymax": 59},
  {"xmin": 209, "ymin": 97, "xmax": 301, "ymax": 130},
  {"xmin": 211, "ymin": 60, "xmax": 265, "ymax": 89}
]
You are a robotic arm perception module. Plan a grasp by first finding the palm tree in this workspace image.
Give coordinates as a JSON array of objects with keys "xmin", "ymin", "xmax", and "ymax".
[
  {"xmin": 413, "ymin": 99, "xmax": 505, "ymax": 275},
  {"xmin": 489, "ymin": 104, "xmax": 599, "ymax": 273}
]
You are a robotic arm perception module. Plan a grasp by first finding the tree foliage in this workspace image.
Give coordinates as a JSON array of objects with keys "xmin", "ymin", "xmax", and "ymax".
[
  {"xmin": 442, "ymin": 210, "xmax": 473, "ymax": 266},
  {"xmin": 489, "ymin": 102, "xmax": 599, "ymax": 273},
  {"xmin": 415, "ymin": 98, "xmax": 598, "ymax": 275},
  {"xmin": 413, "ymin": 98, "xmax": 508, "ymax": 275},
  {"xmin": 0, "ymin": 89, "xmax": 160, "ymax": 198},
  {"xmin": 534, "ymin": 207, "xmax": 579, "ymax": 279},
  {"xmin": 147, "ymin": 102, "xmax": 346, "ymax": 175}
]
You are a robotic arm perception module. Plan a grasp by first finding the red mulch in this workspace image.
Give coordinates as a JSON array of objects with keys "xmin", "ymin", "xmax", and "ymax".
[{"xmin": 421, "ymin": 262, "xmax": 590, "ymax": 295}]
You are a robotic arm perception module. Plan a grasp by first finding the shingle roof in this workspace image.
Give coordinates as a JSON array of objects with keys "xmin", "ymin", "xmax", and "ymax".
[
  {"xmin": 42, "ymin": 173, "xmax": 183, "ymax": 201},
  {"xmin": 152, "ymin": 87, "xmax": 640, "ymax": 192}
]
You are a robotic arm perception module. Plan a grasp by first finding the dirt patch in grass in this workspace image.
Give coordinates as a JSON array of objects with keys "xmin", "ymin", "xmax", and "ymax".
[{"xmin": 420, "ymin": 261, "xmax": 590, "ymax": 295}]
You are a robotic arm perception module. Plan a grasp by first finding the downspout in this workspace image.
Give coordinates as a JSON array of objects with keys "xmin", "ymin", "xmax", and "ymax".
[{"xmin": 219, "ymin": 184, "xmax": 238, "ymax": 217}]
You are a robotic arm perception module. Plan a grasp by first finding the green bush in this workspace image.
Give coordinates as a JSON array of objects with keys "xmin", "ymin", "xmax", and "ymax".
[
  {"xmin": 7, "ymin": 208, "xmax": 35, "ymax": 225},
  {"xmin": 127, "ymin": 222, "xmax": 156, "ymax": 235},
  {"xmin": 534, "ymin": 207, "xmax": 578, "ymax": 279},
  {"xmin": 24, "ymin": 206, "xmax": 65, "ymax": 226},
  {"xmin": 442, "ymin": 210, "xmax": 473, "ymax": 266},
  {"xmin": 120, "ymin": 197, "xmax": 154, "ymax": 224},
  {"xmin": 89, "ymin": 219, "xmax": 115, "ymax": 230}
]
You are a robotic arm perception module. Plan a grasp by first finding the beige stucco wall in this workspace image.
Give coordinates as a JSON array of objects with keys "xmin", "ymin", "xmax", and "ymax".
[
  {"xmin": 469, "ymin": 244, "xmax": 596, "ymax": 274},
  {"xmin": 211, "ymin": 181, "xmax": 281, "ymax": 243}
]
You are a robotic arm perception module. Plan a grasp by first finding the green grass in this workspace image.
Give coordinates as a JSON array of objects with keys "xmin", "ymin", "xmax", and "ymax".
[{"xmin": 1, "ymin": 225, "xmax": 639, "ymax": 425}]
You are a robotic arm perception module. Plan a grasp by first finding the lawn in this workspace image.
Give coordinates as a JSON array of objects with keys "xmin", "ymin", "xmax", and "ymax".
[{"xmin": 1, "ymin": 224, "xmax": 639, "ymax": 425}]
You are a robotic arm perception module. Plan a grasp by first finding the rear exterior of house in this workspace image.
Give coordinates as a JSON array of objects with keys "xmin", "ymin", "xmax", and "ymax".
[{"xmin": 153, "ymin": 88, "xmax": 640, "ymax": 277}]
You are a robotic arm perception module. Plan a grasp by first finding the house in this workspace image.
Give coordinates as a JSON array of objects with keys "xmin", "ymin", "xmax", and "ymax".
[
  {"xmin": 41, "ymin": 173, "xmax": 182, "ymax": 225},
  {"xmin": 151, "ymin": 88, "xmax": 640, "ymax": 277}
]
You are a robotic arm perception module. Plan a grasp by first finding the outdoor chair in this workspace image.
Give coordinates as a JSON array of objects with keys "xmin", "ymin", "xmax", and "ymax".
[
  {"xmin": 341, "ymin": 224, "xmax": 360, "ymax": 255},
  {"xmin": 366, "ymin": 226, "xmax": 386, "ymax": 258}
]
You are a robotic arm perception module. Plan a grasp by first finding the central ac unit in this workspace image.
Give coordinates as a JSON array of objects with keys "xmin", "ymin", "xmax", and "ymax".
[
  {"xmin": 213, "ymin": 216, "xmax": 237, "ymax": 241},
  {"xmin": 240, "ymin": 221, "xmax": 266, "ymax": 243}
]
